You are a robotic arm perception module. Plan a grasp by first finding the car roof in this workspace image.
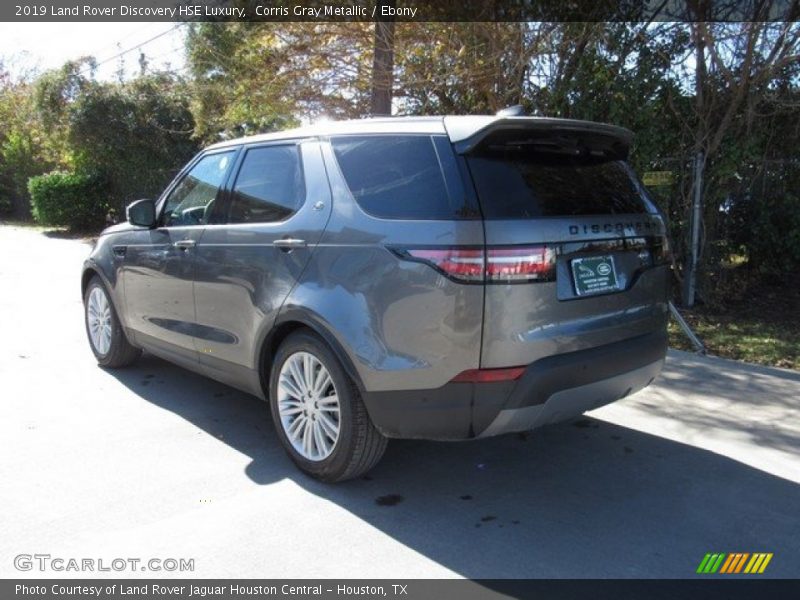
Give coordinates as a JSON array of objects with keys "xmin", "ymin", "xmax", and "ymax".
[
  {"xmin": 206, "ymin": 115, "xmax": 633, "ymax": 153},
  {"xmin": 206, "ymin": 116, "xmax": 447, "ymax": 150}
]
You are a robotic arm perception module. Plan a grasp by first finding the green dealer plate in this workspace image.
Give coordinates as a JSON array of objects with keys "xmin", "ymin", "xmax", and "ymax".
[{"xmin": 571, "ymin": 255, "xmax": 620, "ymax": 296}]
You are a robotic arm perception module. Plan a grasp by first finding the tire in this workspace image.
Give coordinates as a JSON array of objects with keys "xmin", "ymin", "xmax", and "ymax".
[
  {"xmin": 84, "ymin": 276, "xmax": 141, "ymax": 368},
  {"xmin": 269, "ymin": 330, "xmax": 387, "ymax": 482}
]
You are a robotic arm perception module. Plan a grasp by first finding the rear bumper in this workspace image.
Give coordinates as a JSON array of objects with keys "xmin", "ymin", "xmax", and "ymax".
[{"xmin": 361, "ymin": 329, "xmax": 667, "ymax": 440}]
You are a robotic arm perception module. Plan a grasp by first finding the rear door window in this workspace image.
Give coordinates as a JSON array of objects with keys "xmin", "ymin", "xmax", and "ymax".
[
  {"xmin": 228, "ymin": 145, "xmax": 305, "ymax": 224},
  {"xmin": 331, "ymin": 135, "xmax": 477, "ymax": 220},
  {"xmin": 468, "ymin": 151, "xmax": 648, "ymax": 219}
]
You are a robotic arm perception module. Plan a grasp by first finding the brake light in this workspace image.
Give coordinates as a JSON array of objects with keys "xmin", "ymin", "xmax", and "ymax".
[{"xmin": 394, "ymin": 245, "xmax": 556, "ymax": 284}]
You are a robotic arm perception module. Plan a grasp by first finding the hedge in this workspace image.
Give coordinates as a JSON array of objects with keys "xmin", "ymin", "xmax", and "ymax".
[{"xmin": 28, "ymin": 170, "xmax": 109, "ymax": 230}]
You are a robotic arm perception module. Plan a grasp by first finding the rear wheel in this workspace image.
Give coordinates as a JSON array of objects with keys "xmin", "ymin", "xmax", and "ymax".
[
  {"xmin": 84, "ymin": 276, "xmax": 141, "ymax": 368},
  {"xmin": 269, "ymin": 330, "xmax": 387, "ymax": 482}
]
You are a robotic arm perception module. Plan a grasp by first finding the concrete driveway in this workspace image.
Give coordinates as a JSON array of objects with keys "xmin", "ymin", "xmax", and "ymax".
[{"xmin": 1, "ymin": 224, "xmax": 798, "ymax": 578}]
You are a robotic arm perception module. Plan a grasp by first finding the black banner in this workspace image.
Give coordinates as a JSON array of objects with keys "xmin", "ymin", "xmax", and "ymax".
[
  {"xmin": 4, "ymin": 0, "xmax": 800, "ymax": 22},
  {"xmin": 5, "ymin": 579, "xmax": 800, "ymax": 600}
]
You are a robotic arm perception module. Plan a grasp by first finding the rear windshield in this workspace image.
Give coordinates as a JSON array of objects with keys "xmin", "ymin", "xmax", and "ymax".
[
  {"xmin": 467, "ymin": 151, "xmax": 648, "ymax": 219},
  {"xmin": 331, "ymin": 135, "xmax": 477, "ymax": 220}
]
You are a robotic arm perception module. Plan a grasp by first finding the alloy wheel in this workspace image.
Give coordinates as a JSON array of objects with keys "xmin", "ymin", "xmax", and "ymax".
[
  {"xmin": 277, "ymin": 351, "xmax": 341, "ymax": 461},
  {"xmin": 87, "ymin": 286, "xmax": 113, "ymax": 356}
]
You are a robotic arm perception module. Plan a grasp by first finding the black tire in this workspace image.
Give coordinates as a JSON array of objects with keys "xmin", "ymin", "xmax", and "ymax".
[
  {"xmin": 83, "ymin": 276, "xmax": 141, "ymax": 368},
  {"xmin": 269, "ymin": 330, "xmax": 387, "ymax": 482}
]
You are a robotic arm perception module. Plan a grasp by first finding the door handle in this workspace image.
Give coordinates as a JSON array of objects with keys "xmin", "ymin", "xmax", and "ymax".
[
  {"xmin": 173, "ymin": 239, "xmax": 196, "ymax": 250},
  {"xmin": 273, "ymin": 238, "xmax": 307, "ymax": 250}
]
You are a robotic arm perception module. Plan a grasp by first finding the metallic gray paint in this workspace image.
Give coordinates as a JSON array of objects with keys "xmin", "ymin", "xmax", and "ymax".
[
  {"xmin": 479, "ymin": 213, "xmax": 669, "ymax": 369},
  {"xmin": 281, "ymin": 141, "xmax": 485, "ymax": 392},
  {"xmin": 82, "ymin": 115, "xmax": 670, "ymax": 441},
  {"xmin": 192, "ymin": 141, "xmax": 332, "ymax": 394}
]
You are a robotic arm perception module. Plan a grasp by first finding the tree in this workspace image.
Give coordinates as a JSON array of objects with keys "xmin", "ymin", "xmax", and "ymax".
[
  {"xmin": 0, "ymin": 62, "xmax": 59, "ymax": 218},
  {"xmin": 678, "ymin": 14, "xmax": 800, "ymax": 304},
  {"xmin": 370, "ymin": 0, "xmax": 396, "ymax": 115},
  {"xmin": 31, "ymin": 66, "xmax": 198, "ymax": 217},
  {"xmin": 186, "ymin": 22, "xmax": 375, "ymax": 141}
]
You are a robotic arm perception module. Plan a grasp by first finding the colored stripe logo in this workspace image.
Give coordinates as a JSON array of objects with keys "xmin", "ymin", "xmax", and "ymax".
[{"xmin": 696, "ymin": 553, "xmax": 773, "ymax": 574}]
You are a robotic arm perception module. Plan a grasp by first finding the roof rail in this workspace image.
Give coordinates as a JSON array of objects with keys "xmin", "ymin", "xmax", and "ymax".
[{"xmin": 496, "ymin": 105, "xmax": 525, "ymax": 117}]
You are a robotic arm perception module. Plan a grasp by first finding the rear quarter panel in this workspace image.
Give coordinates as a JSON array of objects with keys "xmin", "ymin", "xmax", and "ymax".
[{"xmin": 278, "ymin": 142, "xmax": 485, "ymax": 392}]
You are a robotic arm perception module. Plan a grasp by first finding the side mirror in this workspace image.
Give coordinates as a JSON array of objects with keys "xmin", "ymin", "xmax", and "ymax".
[{"xmin": 126, "ymin": 199, "xmax": 156, "ymax": 228}]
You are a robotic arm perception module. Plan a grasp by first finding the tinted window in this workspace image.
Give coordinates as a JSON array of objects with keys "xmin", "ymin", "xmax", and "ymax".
[
  {"xmin": 228, "ymin": 145, "xmax": 305, "ymax": 224},
  {"xmin": 468, "ymin": 152, "xmax": 647, "ymax": 219},
  {"xmin": 331, "ymin": 135, "xmax": 474, "ymax": 220},
  {"xmin": 162, "ymin": 151, "xmax": 235, "ymax": 227}
]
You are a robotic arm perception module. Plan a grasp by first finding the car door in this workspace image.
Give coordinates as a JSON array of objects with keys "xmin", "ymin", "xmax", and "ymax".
[
  {"xmin": 192, "ymin": 140, "xmax": 332, "ymax": 391},
  {"xmin": 121, "ymin": 149, "xmax": 238, "ymax": 364}
]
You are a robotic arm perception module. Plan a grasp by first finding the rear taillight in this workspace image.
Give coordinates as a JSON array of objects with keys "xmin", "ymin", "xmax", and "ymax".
[
  {"xmin": 486, "ymin": 246, "xmax": 556, "ymax": 282},
  {"xmin": 393, "ymin": 245, "xmax": 556, "ymax": 284},
  {"xmin": 403, "ymin": 248, "xmax": 484, "ymax": 282}
]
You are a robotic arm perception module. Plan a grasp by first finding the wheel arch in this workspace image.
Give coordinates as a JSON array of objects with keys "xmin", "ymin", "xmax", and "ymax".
[
  {"xmin": 257, "ymin": 311, "xmax": 366, "ymax": 399},
  {"xmin": 81, "ymin": 260, "xmax": 116, "ymax": 299},
  {"xmin": 81, "ymin": 262, "xmax": 134, "ymax": 341},
  {"xmin": 81, "ymin": 265, "xmax": 102, "ymax": 298}
]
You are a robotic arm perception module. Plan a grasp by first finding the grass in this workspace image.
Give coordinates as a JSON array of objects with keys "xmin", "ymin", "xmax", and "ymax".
[{"xmin": 669, "ymin": 272, "xmax": 800, "ymax": 370}]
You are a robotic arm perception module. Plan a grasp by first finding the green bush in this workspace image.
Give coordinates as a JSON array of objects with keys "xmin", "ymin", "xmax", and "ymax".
[
  {"xmin": 28, "ymin": 170, "xmax": 109, "ymax": 230},
  {"xmin": 749, "ymin": 192, "xmax": 800, "ymax": 276}
]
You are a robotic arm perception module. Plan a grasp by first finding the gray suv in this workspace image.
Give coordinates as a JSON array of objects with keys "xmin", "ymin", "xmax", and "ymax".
[{"xmin": 82, "ymin": 115, "xmax": 670, "ymax": 481}]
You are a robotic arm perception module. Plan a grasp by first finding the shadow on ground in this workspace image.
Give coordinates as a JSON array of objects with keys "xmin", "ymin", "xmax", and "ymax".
[
  {"xmin": 40, "ymin": 229, "xmax": 97, "ymax": 244},
  {"xmin": 108, "ymin": 353, "xmax": 800, "ymax": 578}
]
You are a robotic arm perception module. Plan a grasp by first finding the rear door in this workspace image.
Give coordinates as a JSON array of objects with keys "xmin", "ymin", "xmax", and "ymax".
[
  {"xmin": 192, "ymin": 140, "xmax": 332, "ymax": 389},
  {"xmin": 456, "ymin": 123, "xmax": 670, "ymax": 368}
]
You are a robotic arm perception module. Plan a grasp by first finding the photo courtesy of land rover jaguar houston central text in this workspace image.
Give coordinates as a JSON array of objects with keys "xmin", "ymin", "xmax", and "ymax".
[{"xmin": 81, "ymin": 115, "xmax": 670, "ymax": 481}]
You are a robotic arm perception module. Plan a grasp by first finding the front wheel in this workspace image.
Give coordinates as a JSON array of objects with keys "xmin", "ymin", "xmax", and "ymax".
[
  {"xmin": 269, "ymin": 330, "xmax": 387, "ymax": 482},
  {"xmin": 84, "ymin": 276, "xmax": 141, "ymax": 368}
]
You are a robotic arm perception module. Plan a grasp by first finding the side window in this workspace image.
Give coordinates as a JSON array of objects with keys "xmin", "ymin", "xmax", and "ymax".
[
  {"xmin": 330, "ymin": 135, "xmax": 476, "ymax": 219},
  {"xmin": 161, "ymin": 151, "xmax": 235, "ymax": 227},
  {"xmin": 228, "ymin": 145, "xmax": 305, "ymax": 224}
]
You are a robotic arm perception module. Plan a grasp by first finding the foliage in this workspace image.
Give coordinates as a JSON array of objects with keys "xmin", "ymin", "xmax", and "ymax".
[
  {"xmin": 185, "ymin": 22, "xmax": 371, "ymax": 141},
  {"xmin": 30, "ymin": 67, "xmax": 198, "ymax": 215},
  {"xmin": 668, "ymin": 275, "xmax": 800, "ymax": 370},
  {"xmin": 726, "ymin": 176, "xmax": 800, "ymax": 278},
  {"xmin": 65, "ymin": 73, "xmax": 198, "ymax": 211},
  {"xmin": 2, "ymin": 19, "xmax": 799, "ymax": 314},
  {"xmin": 28, "ymin": 170, "xmax": 109, "ymax": 230},
  {"xmin": 0, "ymin": 64, "xmax": 58, "ymax": 217}
]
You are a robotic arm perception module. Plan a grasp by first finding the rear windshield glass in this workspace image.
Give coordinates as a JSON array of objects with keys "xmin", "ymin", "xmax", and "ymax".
[
  {"xmin": 331, "ymin": 135, "xmax": 476, "ymax": 220},
  {"xmin": 467, "ymin": 152, "xmax": 648, "ymax": 219}
]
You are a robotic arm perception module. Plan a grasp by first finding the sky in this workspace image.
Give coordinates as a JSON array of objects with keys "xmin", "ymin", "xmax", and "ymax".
[{"xmin": 0, "ymin": 22, "xmax": 187, "ymax": 81}]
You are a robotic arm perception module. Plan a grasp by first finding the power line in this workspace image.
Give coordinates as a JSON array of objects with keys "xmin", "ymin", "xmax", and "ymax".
[
  {"xmin": 87, "ymin": 22, "xmax": 164, "ymax": 58},
  {"xmin": 79, "ymin": 22, "xmax": 187, "ymax": 76}
]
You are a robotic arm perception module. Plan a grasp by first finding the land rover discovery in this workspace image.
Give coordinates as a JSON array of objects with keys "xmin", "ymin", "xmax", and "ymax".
[{"xmin": 81, "ymin": 115, "xmax": 670, "ymax": 481}]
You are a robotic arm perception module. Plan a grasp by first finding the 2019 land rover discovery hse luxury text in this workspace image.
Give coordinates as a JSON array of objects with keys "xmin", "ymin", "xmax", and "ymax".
[{"xmin": 81, "ymin": 115, "xmax": 670, "ymax": 481}]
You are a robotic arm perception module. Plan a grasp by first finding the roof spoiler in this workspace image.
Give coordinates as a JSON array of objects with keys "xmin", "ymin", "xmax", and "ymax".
[{"xmin": 444, "ymin": 116, "xmax": 633, "ymax": 159}]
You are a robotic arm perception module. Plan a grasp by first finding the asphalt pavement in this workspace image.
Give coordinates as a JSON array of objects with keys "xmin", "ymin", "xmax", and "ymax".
[{"xmin": 1, "ymin": 224, "xmax": 798, "ymax": 578}]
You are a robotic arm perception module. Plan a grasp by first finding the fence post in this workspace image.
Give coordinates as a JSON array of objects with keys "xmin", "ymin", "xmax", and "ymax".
[{"xmin": 683, "ymin": 149, "xmax": 704, "ymax": 307}]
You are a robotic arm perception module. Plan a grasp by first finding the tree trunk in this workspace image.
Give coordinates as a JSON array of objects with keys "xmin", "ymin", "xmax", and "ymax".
[{"xmin": 370, "ymin": 1, "xmax": 396, "ymax": 116}]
